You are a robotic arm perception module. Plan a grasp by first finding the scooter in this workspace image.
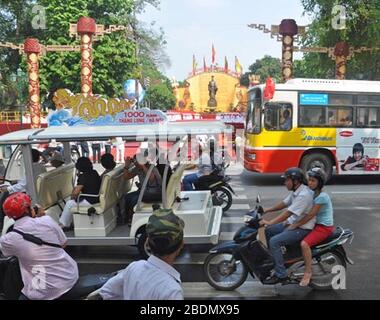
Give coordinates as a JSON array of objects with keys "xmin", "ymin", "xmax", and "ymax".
[
  {"xmin": 194, "ymin": 167, "xmax": 235, "ymax": 212},
  {"xmin": 0, "ymin": 252, "xmax": 114, "ymax": 300},
  {"xmin": 203, "ymin": 197, "xmax": 354, "ymax": 291}
]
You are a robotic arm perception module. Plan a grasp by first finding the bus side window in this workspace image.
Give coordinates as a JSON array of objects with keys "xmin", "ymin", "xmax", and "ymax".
[{"xmin": 264, "ymin": 103, "xmax": 292, "ymax": 131}]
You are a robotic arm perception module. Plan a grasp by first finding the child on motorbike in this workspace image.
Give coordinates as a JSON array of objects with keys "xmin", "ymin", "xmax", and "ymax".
[{"xmin": 287, "ymin": 167, "xmax": 334, "ymax": 287}]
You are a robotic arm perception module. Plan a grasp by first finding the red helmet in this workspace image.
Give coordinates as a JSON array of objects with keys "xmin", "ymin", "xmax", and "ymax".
[{"xmin": 3, "ymin": 192, "xmax": 32, "ymax": 219}]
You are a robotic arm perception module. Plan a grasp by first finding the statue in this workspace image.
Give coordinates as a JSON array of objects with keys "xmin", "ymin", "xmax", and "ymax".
[{"xmin": 207, "ymin": 76, "xmax": 218, "ymax": 111}]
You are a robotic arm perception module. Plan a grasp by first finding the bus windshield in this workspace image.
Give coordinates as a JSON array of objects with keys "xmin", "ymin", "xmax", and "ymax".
[{"xmin": 246, "ymin": 88, "xmax": 262, "ymax": 134}]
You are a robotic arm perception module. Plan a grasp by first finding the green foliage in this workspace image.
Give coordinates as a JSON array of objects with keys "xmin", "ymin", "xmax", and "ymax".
[
  {"xmin": 145, "ymin": 79, "xmax": 176, "ymax": 111},
  {"xmin": 1, "ymin": 0, "xmax": 172, "ymax": 108},
  {"xmin": 300, "ymin": 0, "xmax": 380, "ymax": 80},
  {"xmin": 240, "ymin": 55, "xmax": 282, "ymax": 85}
]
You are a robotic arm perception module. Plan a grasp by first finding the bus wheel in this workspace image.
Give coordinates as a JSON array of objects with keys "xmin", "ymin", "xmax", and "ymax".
[{"xmin": 301, "ymin": 153, "xmax": 333, "ymax": 181}]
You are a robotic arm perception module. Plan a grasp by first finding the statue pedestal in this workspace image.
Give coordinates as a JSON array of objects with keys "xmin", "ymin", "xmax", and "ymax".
[{"xmin": 207, "ymin": 98, "xmax": 217, "ymax": 112}]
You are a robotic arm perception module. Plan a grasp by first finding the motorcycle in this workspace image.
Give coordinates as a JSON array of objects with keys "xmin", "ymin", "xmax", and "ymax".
[
  {"xmin": 194, "ymin": 167, "xmax": 235, "ymax": 212},
  {"xmin": 0, "ymin": 252, "xmax": 114, "ymax": 300},
  {"xmin": 203, "ymin": 197, "xmax": 354, "ymax": 291}
]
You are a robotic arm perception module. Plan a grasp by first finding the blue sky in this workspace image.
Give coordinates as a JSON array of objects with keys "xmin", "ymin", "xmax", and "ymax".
[{"xmin": 139, "ymin": 0, "xmax": 313, "ymax": 81}]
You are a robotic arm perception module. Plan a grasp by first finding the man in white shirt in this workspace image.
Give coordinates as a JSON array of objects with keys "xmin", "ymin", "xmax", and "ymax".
[
  {"xmin": 99, "ymin": 208, "xmax": 185, "ymax": 300},
  {"xmin": 0, "ymin": 193, "xmax": 79, "ymax": 300},
  {"xmin": 260, "ymin": 167, "xmax": 315, "ymax": 284}
]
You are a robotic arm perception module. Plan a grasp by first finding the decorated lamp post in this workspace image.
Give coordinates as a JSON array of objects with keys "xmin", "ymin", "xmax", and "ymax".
[
  {"xmin": 69, "ymin": 18, "xmax": 131, "ymax": 96},
  {"xmin": 76, "ymin": 17, "xmax": 96, "ymax": 96},
  {"xmin": 294, "ymin": 42, "xmax": 378, "ymax": 80},
  {"xmin": 279, "ymin": 19, "xmax": 299, "ymax": 82},
  {"xmin": 24, "ymin": 38, "xmax": 41, "ymax": 129},
  {"xmin": 332, "ymin": 42, "xmax": 350, "ymax": 80},
  {"xmin": 0, "ymin": 17, "xmax": 130, "ymax": 125},
  {"xmin": 248, "ymin": 20, "xmax": 307, "ymax": 82}
]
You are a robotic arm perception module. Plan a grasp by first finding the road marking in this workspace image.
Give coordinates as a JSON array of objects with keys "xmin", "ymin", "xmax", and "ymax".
[
  {"xmin": 219, "ymin": 232, "xmax": 235, "ymax": 241},
  {"xmin": 222, "ymin": 217, "xmax": 243, "ymax": 224},
  {"xmin": 232, "ymin": 194, "xmax": 248, "ymax": 200},
  {"xmin": 332, "ymin": 191, "xmax": 380, "ymax": 194},
  {"xmin": 230, "ymin": 204, "xmax": 251, "ymax": 210},
  {"xmin": 232, "ymin": 187, "xmax": 245, "ymax": 192},
  {"xmin": 183, "ymin": 281, "xmax": 277, "ymax": 298},
  {"xmin": 334, "ymin": 206, "xmax": 375, "ymax": 211}
]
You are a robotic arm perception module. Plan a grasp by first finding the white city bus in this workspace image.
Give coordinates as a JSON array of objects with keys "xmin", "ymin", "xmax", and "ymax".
[{"xmin": 244, "ymin": 78, "xmax": 380, "ymax": 180}]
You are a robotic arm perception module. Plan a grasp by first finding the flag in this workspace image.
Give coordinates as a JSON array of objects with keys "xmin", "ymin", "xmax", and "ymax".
[
  {"xmin": 192, "ymin": 54, "xmax": 197, "ymax": 75},
  {"xmin": 212, "ymin": 44, "xmax": 216, "ymax": 65},
  {"xmin": 203, "ymin": 57, "xmax": 207, "ymax": 72},
  {"xmin": 224, "ymin": 56, "xmax": 229, "ymax": 73},
  {"xmin": 235, "ymin": 56, "xmax": 243, "ymax": 74}
]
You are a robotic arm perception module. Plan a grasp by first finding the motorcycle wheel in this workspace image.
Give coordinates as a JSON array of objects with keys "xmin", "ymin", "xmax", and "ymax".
[
  {"xmin": 309, "ymin": 250, "xmax": 347, "ymax": 291},
  {"xmin": 212, "ymin": 187, "xmax": 233, "ymax": 212},
  {"xmin": 203, "ymin": 253, "xmax": 248, "ymax": 291}
]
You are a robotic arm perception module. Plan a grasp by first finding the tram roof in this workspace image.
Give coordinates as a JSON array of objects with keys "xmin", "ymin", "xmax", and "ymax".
[{"xmin": 0, "ymin": 121, "xmax": 232, "ymax": 145}]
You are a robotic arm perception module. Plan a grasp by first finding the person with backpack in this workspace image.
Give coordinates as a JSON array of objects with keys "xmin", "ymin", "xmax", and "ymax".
[{"xmin": 0, "ymin": 193, "xmax": 79, "ymax": 300}]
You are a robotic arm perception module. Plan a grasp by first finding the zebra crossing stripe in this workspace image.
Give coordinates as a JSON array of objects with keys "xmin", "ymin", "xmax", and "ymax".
[
  {"xmin": 219, "ymin": 232, "xmax": 235, "ymax": 241},
  {"xmin": 230, "ymin": 204, "xmax": 251, "ymax": 210},
  {"xmin": 182, "ymin": 281, "xmax": 277, "ymax": 298},
  {"xmin": 222, "ymin": 217, "xmax": 243, "ymax": 224}
]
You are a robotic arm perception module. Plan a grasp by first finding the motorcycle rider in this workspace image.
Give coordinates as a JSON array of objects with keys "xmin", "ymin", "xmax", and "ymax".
[
  {"xmin": 99, "ymin": 208, "xmax": 185, "ymax": 300},
  {"xmin": 260, "ymin": 167, "xmax": 315, "ymax": 284},
  {"xmin": 183, "ymin": 137, "xmax": 222, "ymax": 191},
  {"xmin": 288, "ymin": 168, "xmax": 334, "ymax": 287},
  {"xmin": 0, "ymin": 193, "xmax": 79, "ymax": 300}
]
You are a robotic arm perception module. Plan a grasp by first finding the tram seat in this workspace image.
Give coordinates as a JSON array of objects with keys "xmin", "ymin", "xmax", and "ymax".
[
  {"xmin": 36, "ymin": 164, "xmax": 75, "ymax": 209},
  {"xmin": 71, "ymin": 165, "xmax": 132, "ymax": 237},
  {"xmin": 135, "ymin": 165, "xmax": 187, "ymax": 212},
  {"xmin": 72, "ymin": 165, "xmax": 130, "ymax": 214}
]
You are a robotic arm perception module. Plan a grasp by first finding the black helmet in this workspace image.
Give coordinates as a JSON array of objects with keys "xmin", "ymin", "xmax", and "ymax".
[
  {"xmin": 307, "ymin": 167, "xmax": 326, "ymax": 190},
  {"xmin": 282, "ymin": 167, "xmax": 305, "ymax": 183},
  {"xmin": 353, "ymin": 143, "xmax": 364, "ymax": 155}
]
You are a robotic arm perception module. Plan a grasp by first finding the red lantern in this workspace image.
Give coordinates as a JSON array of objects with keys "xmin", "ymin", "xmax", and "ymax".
[{"xmin": 264, "ymin": 77, "xmax": 275, "ymax": 101}]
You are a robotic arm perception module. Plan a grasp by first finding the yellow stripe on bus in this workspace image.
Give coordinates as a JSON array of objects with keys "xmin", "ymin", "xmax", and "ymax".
[{"xmin": 246, "ymin": 128, "xmax": 337, "ymax": 148}]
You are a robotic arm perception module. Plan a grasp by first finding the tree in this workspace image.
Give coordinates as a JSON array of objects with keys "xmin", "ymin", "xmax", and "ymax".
[
  {"xmin": 145, "ymin": 79, "xmax": 176, "ymax": 111},
  {"xmin": 240, "ymin": 55, "xmax": 282, "ymax": 86},
  {"xmin": 0, "ymin": 0, "xmax": 173, "ymax": 109},
  {"xmin": 300, "ymin": 0, "xmax": 380, "ymax": 80}
]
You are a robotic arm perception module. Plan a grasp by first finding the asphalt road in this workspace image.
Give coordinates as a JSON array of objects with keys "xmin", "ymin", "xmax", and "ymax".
[{"xmin": 70, "ymin": 164, "xmax": 380, "ymax": 300}]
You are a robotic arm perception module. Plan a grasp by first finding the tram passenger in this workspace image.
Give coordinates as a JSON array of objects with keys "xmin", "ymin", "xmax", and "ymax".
[
  {"xmin": 123, "ymin": 153, "xmax": 162, "ymax": 226},
  {"xmin": 100, "ymin": 153, "xmax": 117, "ymax": 179},
  {"xmin": 59, "ymin": 157, "xmax": 101, "ymax": 229},
  {"xmin": 0, "ymin": 149, "xmax": 46, "ymax": 195}
]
